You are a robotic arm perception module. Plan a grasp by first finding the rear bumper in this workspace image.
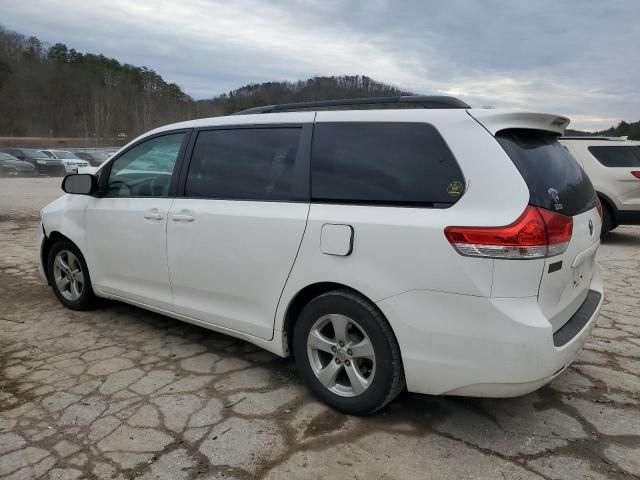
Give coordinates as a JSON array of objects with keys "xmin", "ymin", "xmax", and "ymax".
[
  {"xmin": 62, "ymin": 164, "xmax": 87, "ymax": 174},
  {"xmin": 553, "ymin": 289, "xmax": 601, "ymax": 347},
  {"xmin": 377, "ymin": 263, "xmax": 604, "ymax": 397},
  {"xmin": 38, "ymin": 165, "xmax": 66, "ymax": 176}
]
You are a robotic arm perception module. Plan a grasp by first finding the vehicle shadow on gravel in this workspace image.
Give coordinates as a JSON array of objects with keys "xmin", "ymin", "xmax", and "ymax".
[{"xmin": 602, "ymin": 230, "xmax": 640, "ymax": 246}]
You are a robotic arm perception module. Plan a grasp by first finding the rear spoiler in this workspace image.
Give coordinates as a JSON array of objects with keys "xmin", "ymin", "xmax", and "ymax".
[{"xmin": 467, "ymin": 110, "xmax": 570, "ymax": 136}]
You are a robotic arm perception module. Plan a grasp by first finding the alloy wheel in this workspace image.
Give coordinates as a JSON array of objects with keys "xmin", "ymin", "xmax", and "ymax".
[
  {"xmin": 307, "ymin": 314, "xmax": 376, "ymax": 397},
  {"xmin": 53, "ymin": 249, "xmax": 84, "ymax": 301}
]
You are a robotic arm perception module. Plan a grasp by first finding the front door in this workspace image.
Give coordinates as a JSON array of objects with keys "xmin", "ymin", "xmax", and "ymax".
[{"xmin": 85, "ymin": 132, "xmax": 187, "ymax": 310}]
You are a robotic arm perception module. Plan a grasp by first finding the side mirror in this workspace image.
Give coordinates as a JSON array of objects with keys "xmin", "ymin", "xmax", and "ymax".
[{"xmin": 62, "ymin": 174, "xmax": 98, "ymax": 195}]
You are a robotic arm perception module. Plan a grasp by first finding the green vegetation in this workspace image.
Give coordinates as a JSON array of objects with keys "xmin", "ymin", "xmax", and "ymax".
[
  {"xmin": 0, "ymin": 26, "xmax": 409, "ymax": 138},
  {"xmin": 0, "ymin": 26, "xmax": 191, "ymax": 138}
]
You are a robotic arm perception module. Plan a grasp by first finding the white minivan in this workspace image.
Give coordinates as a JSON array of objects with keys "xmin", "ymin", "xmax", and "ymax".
[{"xmin": 39, "ymin": 96, "xmax": 604, "ymax": 414}]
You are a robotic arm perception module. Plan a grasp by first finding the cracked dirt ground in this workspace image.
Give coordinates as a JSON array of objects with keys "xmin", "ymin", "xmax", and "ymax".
[{"xmin": 1, "ymin": 178, "xmax": 639, "ymax": 480}]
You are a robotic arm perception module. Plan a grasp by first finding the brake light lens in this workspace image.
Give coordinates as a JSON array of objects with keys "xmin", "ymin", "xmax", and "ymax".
[
  {"xmin": 631, "ymin": 171, "xmax": 640, "ymax": 179},
  {"xmin": 444, "ymin": 205, "xmax": 573, "ymax": 259}
]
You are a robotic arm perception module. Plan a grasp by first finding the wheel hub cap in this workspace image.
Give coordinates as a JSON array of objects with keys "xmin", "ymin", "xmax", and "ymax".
[
  {"xmin": 306, "ymin": 314, "xmax": 376, "ymax": 397},
  {"xmin": 53, "ymin": 249, "xmax": 84, "ymax": 302}
]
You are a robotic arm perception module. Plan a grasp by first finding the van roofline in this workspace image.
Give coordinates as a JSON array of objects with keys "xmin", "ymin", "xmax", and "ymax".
[{"xmin": 233, "ymin": 95, "xmax": 470, "ymax": 115}]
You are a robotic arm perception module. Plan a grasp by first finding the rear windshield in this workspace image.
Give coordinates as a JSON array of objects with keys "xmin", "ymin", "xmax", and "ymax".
[
  {"xmin": 588, "ymin": 146, "xmax": 640, "ymax": 167},
  {"xmin": 497, "ymin": 129, "xmax": 597, "ymax": 216}
]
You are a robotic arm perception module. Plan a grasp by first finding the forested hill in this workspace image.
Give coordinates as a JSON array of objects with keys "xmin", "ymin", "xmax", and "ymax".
[
  {"xmin": 0, "ymin": 26, "xmax": 411, "ymax": 138},
  {"xmin": 566, "ymin": 121, "xmax": 640, "ymax": 140},
  {"xmin": 0, "ymin": 26, "xmax": 192, "ymax": 138},
  {"xmin": 1, "ymin": 25, "xmax": 637, "ymax": 139},
  {"xmin": 195, "ymin": 76, "xmax": 412, "ymax": 117}
]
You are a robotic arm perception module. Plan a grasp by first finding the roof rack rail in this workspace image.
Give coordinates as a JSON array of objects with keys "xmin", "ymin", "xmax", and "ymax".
[{"xmin": 233, "ymin": 95, "xmax": 470, "ymax": 115}]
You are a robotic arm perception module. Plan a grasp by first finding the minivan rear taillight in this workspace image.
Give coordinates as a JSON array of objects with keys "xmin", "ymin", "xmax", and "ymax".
[
  {"xmin": 444, "ymin": 206, "xmax": 573, "ymax": 259},
  {"xmin": 631, "ymin": 171, "xmax": 640, "ymax": 179}
]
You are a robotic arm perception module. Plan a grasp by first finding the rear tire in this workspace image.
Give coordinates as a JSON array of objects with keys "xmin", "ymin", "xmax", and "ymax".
[
  {"xmin": 47, "ymin": 239, "xmax": 97, "ymax": 310},
  {"xmin": 293, "ymin": 290, "xmax": 405, "ymax": 415},
  {"xmin": 600, "ymin": 202, "xmax": 614, "ymax": 240}
]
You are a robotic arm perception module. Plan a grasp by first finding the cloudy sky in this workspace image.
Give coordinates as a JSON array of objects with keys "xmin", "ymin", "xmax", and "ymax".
[{"xmin": 1, "ymin": 0, "xmax": 638, "ymax": 130}]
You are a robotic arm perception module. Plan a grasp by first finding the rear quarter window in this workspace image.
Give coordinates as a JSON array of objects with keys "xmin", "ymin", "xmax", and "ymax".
[
  {"xmin": 588, "ymin": 146, "xmax": 640, "ymax": 167},
  {"xmin": 497, "ymin": 129, "xmax": 597, "ymax": 216},
  {"xmin": 311, "ymin": 122, "xmax": 465, "ymax": 207}
]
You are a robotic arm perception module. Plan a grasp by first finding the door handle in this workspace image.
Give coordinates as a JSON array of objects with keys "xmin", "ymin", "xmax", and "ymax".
[
  {"xmin": 143, "ymin": 211, "xmax": 164, "ymax": 220},
  {"xmin": 171, "ymin": 213, "xmax": 194, "ymax": 222}
]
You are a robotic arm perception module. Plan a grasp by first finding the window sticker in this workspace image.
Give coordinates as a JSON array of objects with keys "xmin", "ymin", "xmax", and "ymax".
[
  {"xmin": 548, "ymin": 187, "xmax": 563, "ymax": 211},
  {"xmin": 447, "ymin": 180, "xmax": 464, "ymax": 197}
]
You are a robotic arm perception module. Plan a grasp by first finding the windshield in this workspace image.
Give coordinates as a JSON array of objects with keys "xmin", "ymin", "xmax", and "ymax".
[
  {"xmin": 497, "ymin": 129, "xmax": 597, "ymax": 216},
  {"xmin": 78, "ymin": 152, "xmax": 108, "ymax": 161},
  {"xmin": 52, "ymin": 150, "xmax": 80, "ymax": 159}
]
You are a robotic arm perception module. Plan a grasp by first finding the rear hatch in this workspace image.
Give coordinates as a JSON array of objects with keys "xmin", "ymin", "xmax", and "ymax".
[{"xmin": 496, "ymin": 129, "xmax": 600, "ymax": 331}]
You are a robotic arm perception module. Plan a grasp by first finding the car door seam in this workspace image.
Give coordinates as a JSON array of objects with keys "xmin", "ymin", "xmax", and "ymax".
[
  {"xmin": 271, "ymin": 203, "xmax": 311, "ymax": 341},
  {"xmin": 165, "ymin": 198, "xmax": 176, "ymax": 303}
]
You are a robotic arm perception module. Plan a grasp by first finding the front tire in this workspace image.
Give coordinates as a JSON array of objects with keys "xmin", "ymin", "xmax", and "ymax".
[
  {"xmin": 293, "ymin": 290, "xmax": 405, "ymax": 415},
  {"xmin": 47, "ymin": 240, "xmax": 97, "ymax": 310}
]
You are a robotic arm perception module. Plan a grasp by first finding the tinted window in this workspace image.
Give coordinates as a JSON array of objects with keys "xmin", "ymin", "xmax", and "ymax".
[
  {"xmin": 185, "ymin": 128, "xmax": 302, "ymax": 201},
  {"xmin": 497, "ymin": 129, "xmax": 597, "ymax": 216},
  {"xmin": 106, "ymin": 133, "xmax": 185, "ymax": 197},
  {"xmin": 22, "ymin": 149, "xmax": 49, "ymax": 159},
  {"xmin": 311, "ymin": 123, "xmax": 465, "ymax": 206},
  {"xmin": 588, "ymin": 146, "xmax": 640, "ymax": 167},
  {"xmin": 52, "ymin": 150, "xmax": 80, "ymax": 159}
]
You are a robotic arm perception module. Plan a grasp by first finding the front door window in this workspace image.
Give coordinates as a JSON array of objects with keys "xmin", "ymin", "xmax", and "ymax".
[{"xmin": 106, "ymin": 133, "xmax": 185, "ymax": 197}]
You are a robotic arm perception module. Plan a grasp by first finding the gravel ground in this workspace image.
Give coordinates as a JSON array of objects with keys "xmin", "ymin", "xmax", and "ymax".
[{"xmin": 1, "ymin": 177, "xmax": 639, "ymax": 480}]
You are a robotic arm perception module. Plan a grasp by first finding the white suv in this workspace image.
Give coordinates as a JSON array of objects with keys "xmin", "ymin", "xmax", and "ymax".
[
  {"xmin": 39, "ymin": 96, "xmax": 604, "ymax": 414},
  {"xmin": 560, "ymin": 136, "xmax": 640, "ymax": 237},
  {"xmin": 40, "ymin": 149, "xmax": 90, "ymax": 174}
]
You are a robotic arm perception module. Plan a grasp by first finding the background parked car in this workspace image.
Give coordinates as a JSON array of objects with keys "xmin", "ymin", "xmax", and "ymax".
[
  {"xmin": 0, "ymin": 152, "xmax": 37, "ymax": 177},
  {"xmin": 72, "ymin": 151, "xmax": 110, "ymax": 167},
  {"xmin": 40, "ymin": 149, "xmax": 90, "ymax": 174},
  {"xmin": 0, "ymin": 148, "xmax": 66, "ymax": 176},
  {"xmin": 560, "ymin": 136, "xmax": 640, "ymax": 237}
]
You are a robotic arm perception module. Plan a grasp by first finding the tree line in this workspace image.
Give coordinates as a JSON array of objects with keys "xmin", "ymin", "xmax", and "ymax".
[
  {"xmin": 0, "ymin": 26, "xmax": 192, "ymax": 138},
  {"xmin": 0, "ymin": 25, "xmax": 411, "ymax": 139},
  {"xmin": 1, "ymin": 25, "xmax": 637, "ymax": 140},
  {"xmin": 566, "ymin": 121, "xmax": 640, "ymax": 140}
]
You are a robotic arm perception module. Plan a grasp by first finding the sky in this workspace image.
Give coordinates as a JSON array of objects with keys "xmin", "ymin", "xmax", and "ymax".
[{"xmin": 1, "ymin": 0, "xmax": 638, "ymax": 130}]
